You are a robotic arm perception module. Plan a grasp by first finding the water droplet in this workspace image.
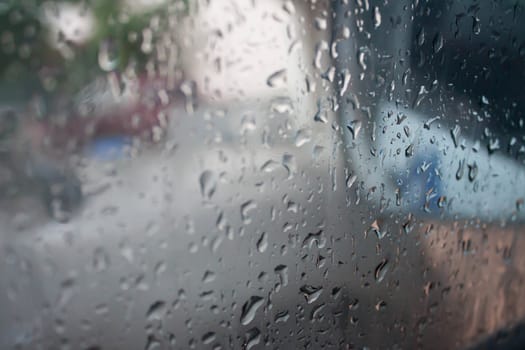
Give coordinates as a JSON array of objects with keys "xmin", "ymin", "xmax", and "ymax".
[
  {"xmin": 241, "ymin": 114, "xmax": 256, "ymax": 133},
  {"xmin": 375, "ymin": 300, "xmax": 387, "ymax": 311},
  {"xmin": 256, "ymin": 232, "xmax": 268, "ymax": 253},
  {"xmin": 423, "ymin": 116, "xmax": 440, "ymax": 129},
  {"xmin": 57, "ymin": 278, "xmax": 75, "ymax": 309},
  {"xmin": 274, "ymin": 265, "xmax": 289, "ymax": 287},
  {"xmin": 413, "ymin": 85, "xmax": 428, "ymax": 108},
  {"xmin": 374, "ymin": 259, "xmax": 389, "ymax": 283},
  {"xmin": 202, "ymin": 270, "xmax": 216, "ymax": 283},
  {"xmin": 300, "ymin": 285, "xmax": 323, "ymax": 304},
  {"xmin": 468, "ymin": 162, "xmax": 478, "ymax": 182},
  {"xmin": 261, "ymin": 160, "xmax": 281, "ymax": 173},
  {"xmin": 93, "ymin": 247, "xmax": 110, "ymax": 272},
  {"xmin": 270, "ymin": 97, "xmax": 294, "ymax": 114},
  {"xmin": 295, "ymin": 128, "xmax": 312, "ymax": 147},
  {"xmin": 396, "ymin": 188, "xmax": 402, "ymax": 206},
  {"xmin": 404, "ymin": 125, "xmax": 411, "ymax": 138},
  {"xmin": 340, "ymin": 69, "xmax": 351, "ymax": 96},
  {"xmin": 358, "ymin": 47, "xmax": 369, "ymax": 70},
  {"xmin": 314, "ymin": 17, "xmax": 327, "ymax": 30},
  {"xmin": 154, "ymin": 261, "xmax": 166, "ymax": 278},
  {"xmin": 349, "ymin": 298, "xmax": 360, "ymax": 310},
  {"xmin": 216, "ymin": 211, "xmax": 228, "ymax": 231},
  {"xmin": 199, "ymin": 170, "xmax": 216, "ymax": 199},
  {"xmin": 244, "ymin": 328, "xmax": 261, "ymax": 350},
  {"xmin": 342, "ymin": 26, "xmax": 350, "ymax": 39},
  {"xmin": 145, "ymin": 336, "xmax": 161, "ymax": 350},
  {"xmin": 488, "ymin": 138, "xmax": 500, "ymax": 154},
  {"xmin": 211, "ymin": 235, "xmax": 223, "ymax": 252},
  {"xmin": 472, "ymin": 17, "xmax": 481, "ymax": 35},
  {"xmin": 402, "ymin": 214, "xmax": 415, "ymax": 234},
  {"xmin": 119, "ymin": 239, "xmax": 135, "ymax": 264},
  {"xmin": 240, "ymin": 296, "xmax": 264, "ymax": 325},
  {"xmin": 95, "ymin": 304, "xmax": 109, "ymax": 315},
  {"xmin": 370, "ymin": 220, "xmax": 386, "ymax": 239},
  {"xmin": 302, "ymin": 230, "xmax": 326, "ymax": 249},
  {"xmin": 282, "ymin": 154, "xmax": 296, "ymax": 178},
  {"xmin": 146, "ymin": 300, "xmax": 166, "ymax": 321},
  {"xmin": 346, "ymin": 174, "xmax": 357, "ymax": 189},
  {"xmin": 199, "ymin": 290, "xmax": 215, "ymax": 302},
  {"xmin": 201, "ymin": 332, "xmax": 216, "ymax": 345},
  {"xmin": 373, "ymin": 6, "xmax": 381, "ymax": 28},
  {"xmin": 275, "ymin": 310, "xmax": 290, "ymax": 323},
  {"xmin": 241, "ymin": 201, "xmax": 257, "ymax": 224},
  {"xmin": 451, "ymin": 125, "xmax": 461, "ymax": 148},
  {"xmin": 314, "ymin": 40, "xmax": 329, "ymax": 70},
  {"xmin": 433, "ymin": 33, "xmax": 444, "ymax": 53},
  {"xmin": 188, "ymin": 242, "xmax": 198, "ymax": 253},
  {"xmin": 185, "ymin": 216, "xmax": 196, "ymax": 235},
  {"xmin": 312, "ymin": 145, "xmax": 324, "ymax": 160},
  {"xmin": 283, "ymin": 0, "xmax": 295, "ymax": 14},
  {"xmin": 405, "ymin": 144, "xmax": 414, "ymax": 158},
  {"xmin": 266, "ymin": 69, "xmax": 287, "ymax": 88},
  {"xmin": 313, "ymin": 99, "xmax": 328, "ymax": 123},
  {"xmin": 311, "ymin": 303, "xmax": 326, "ymax": 321},
  {"xmin": 417, "ymin": 27, "xmax": 425, "ymax": 46},
  {"xmin": 456, "ymin": 159, "xmax": 465, "ymax": 180},
  {"xmin": 346, "ymin": 120, "xmax": 362, "ymax": 139},
  {"xmin": 98, "ymin": 39, "xmax": 119, "ymax": 72}
]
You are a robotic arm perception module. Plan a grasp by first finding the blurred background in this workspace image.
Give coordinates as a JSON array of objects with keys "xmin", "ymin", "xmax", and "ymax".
[{"xmin": 0, "ymin": 0, "xmax": 525, "ymax": 349}]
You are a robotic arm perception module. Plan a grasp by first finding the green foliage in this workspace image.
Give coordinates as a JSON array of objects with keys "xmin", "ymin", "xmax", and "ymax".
[{"xmin": 0, "ymin": 0, "xmax": 188, "ymax": 99}]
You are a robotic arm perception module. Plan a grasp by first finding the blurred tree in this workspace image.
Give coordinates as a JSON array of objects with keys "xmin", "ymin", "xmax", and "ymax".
[{"xmin": 0, "ymin": 0, "xmax": 188, "ymax": 106}]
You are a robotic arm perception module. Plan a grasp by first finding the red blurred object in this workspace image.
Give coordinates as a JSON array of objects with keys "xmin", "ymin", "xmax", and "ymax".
[{"xmin": 42, "ymin": 73, "xmax": 180, "ymax": 150}]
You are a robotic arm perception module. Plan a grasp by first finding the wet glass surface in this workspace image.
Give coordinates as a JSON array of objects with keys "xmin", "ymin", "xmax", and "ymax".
[{"xmin": 0, "ymin": 1, "xmax": 525, "ymax": 349}]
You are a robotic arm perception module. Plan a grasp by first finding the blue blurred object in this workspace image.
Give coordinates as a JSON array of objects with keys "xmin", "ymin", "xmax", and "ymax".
[
  {"xmin": 86, "ymin": 136, "xmax": 131, "ymax": 161},
  {"xmin": 402, "ymin": 150, "xmax": 443, "ymax": 214}
]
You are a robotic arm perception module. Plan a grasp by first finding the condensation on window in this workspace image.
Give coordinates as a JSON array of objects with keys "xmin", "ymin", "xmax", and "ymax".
[{"xmin": 1, "ymin": 1, "xmax": 524, "ymax": 349}]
